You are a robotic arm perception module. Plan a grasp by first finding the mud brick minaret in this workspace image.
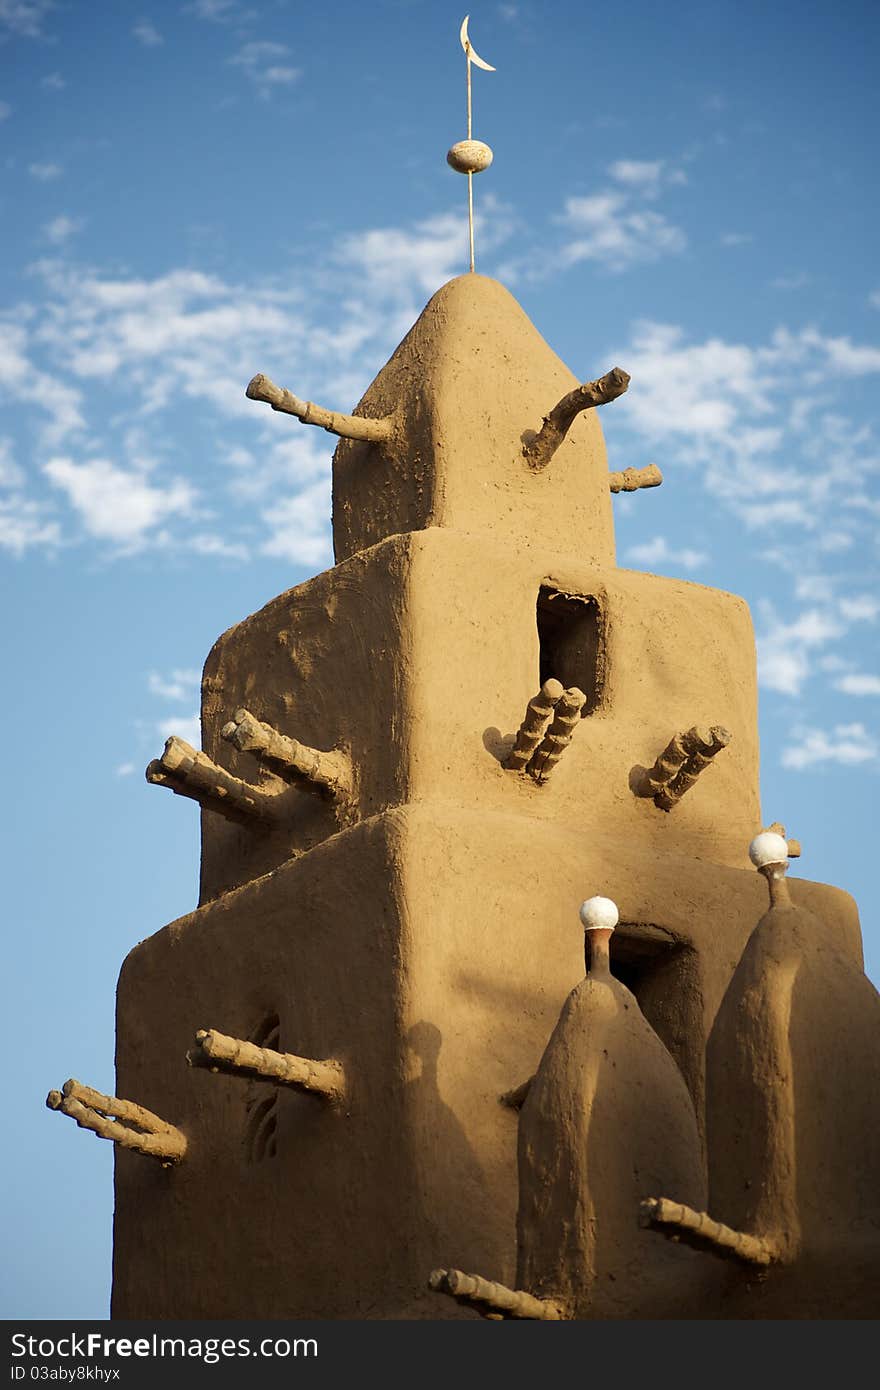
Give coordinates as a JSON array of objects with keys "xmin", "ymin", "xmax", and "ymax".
[{"xmin": 46, "ymin": 23, "xmax": 880, "ymax": 1322}]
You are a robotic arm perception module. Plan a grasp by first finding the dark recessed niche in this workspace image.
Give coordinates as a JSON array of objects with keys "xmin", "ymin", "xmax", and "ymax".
[
  {"xmin": 608, "ymin": 927, "xmax": 703, "ymax": 1119},
  {"xmin": 536, "ymin": 587, "xmax": 604, "ymax": 715}
]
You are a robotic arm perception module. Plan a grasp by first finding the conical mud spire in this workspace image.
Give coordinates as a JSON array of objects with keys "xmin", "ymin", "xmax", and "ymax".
[
  {"xmin": 700, "ymin": 834, "xmax": 880, "ymax": 1310},
  {"xmin": 514, "ymin": 898, "xmax": 707, "ymax": 1318},
  {"xmin": 330, "ymin": 275, "xmax": 627, "ymax": 563}
]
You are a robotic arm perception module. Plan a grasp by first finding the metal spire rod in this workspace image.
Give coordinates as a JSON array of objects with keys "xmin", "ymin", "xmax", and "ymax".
[{"xmin": 446, "ymin": 16, "xmax": 496, "ymax": 275}]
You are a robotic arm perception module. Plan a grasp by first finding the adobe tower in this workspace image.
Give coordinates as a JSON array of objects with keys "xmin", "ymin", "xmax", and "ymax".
[{"xmin": 46, "ymin": 22, "xmax": 880, "ymax": 1321}]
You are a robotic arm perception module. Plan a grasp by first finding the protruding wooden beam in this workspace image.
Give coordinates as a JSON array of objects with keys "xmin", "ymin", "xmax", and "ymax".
[
  {"xmin": 146, "ymin": 736, "xmax": 283, "ymax": 825},
  {"xmin": 639, "ymin": 1197, "xmax": 777, "ymax": 1268},
  {"xmin": 221, "ymin": 708, "xmax": 352, "ymax": 799},
  {"xmin": 46, "ymin": 1079, "xmax": 186, "ymax": 1164},
  {"xmin": 499, "ymin": 1076, "xmax": 533, "ymax": 1110},
  {"xmin": 636, "ymin": 725, "xmax": 731, "ymax": 811},
  {"xmin": 502, "ymin": 679, "xmax": 564, "ymax": 771},
  {"xmin": 428, "ymin": 1268, "xmax": 562, "ymax": 1320},
  {"xmin": 527, "ymin": 687, "xmax": 586, "ymax": 782},
  {"xmin": 765, "ymin": 821, "xmax": 801, "ymax": 858},
  {"xmin": 609, "ymin": 463, "xmax": 663, "ymax": 494},
  {"xmin": 188, "ymin": 1028, "xmax": 346, "ymax": 1103},
  {"xmin": 246, "ymin": 373, "xmax": 393, "ymax": 443},
  {"xmin": 522, "ymin": 367, "xmax": 630, "ymax": 471}
]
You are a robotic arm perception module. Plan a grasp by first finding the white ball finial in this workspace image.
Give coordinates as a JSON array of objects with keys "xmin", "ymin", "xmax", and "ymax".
[
  {"xmin": 748, "ymin": 831, "xmax": 789, "ymax": 869},
  {"xmin": 579, "ymin": 896, "xmax": 619, "ymax": 932}
]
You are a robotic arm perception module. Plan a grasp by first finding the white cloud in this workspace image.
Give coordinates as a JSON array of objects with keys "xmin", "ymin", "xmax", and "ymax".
[
  {"xmin": 260, "ymin": 479, "xmax": 333, "ymax": 567},
  {"xmin": 0, "ymin": 0, "xmax": 53, "ymax": 38},
  {"xmin": 625, "ymin": 535, "xmax": 707, "ymax": 571},
  {"xmin": 230, "ymin": 41, "xmax": 300, "ymax": 97},
  {"xmin": 0, "ymin": 436, "xmax": 23, "ymax": 488},
  {"xmin": 184, "ymin": 532, "xmax": 249, "ymax": 560},
  {"xmin": 157, "ymin": 713, "xmax": 201, "ymax": 747},
  {"xmin": 24, "ymin": 262, "xmax": 309, "ymax": 432},
  {"xmin": 40, "ymin": 72, "xmax": 65, "ymax": 90},
  {"xmin": 0, "ymin": 101, "xmax": 11, "ymax": 121},
  {"xmin": 0, "ymin": 496, "xmax": 60, "ymax": 555},
  {"xmin": 337, "ymin": 212, "xmax": 467, "ymax": 301},
  {"xmin": 558, "ymin": 193, "xmax": 686, "ymax": 270},
  {"xmin": 782, "ymin": 722, "xmax": 878, "ymax": 770},
  {"xmin": 839, "ymin": 595, "xmax": 880, "ymax": 622},
  {"xmin": 0, "ymin": 319, "xmax": 85, "ymax": 444},
  {"xmin": 133, "ymin": 20, "xmax": 163, "ymax": 46},
  {"xmin": 28, "ymin": 161, "xmax": 62, "ymax": 181},
  {"xmin": 115, "ymin": 762, "xmax": 136, "ymax": 777},
  {"xmin": 187, "ymin": 0, "xmax": 244, "ymax": 20},
  {"xmin": 44, "ymin": 456, "xmax": 196, "ymax": 547},
  {"xmin": 608, "ymin": 159, "xmax": 686, "ymax": 197},
  {"xmin": 720, "ymin": 232, "xmax": 753, "ymax": 247},
  {"xmin": 148, "ymin": 669, "xmax": 201, "ymax": 701},
  {"xmin": 835, "ymin": 674, "xmax": 880, "ymax": 696},
  {"xmin": 605, "ymin": 319, "xmax": 880, "ymax": 557},
  {"xmin": 771, "ymin": 272, "xmax": 809, "ymax": 291},
  {"xmin": 756, "ymin": 603, "xmax": 844, "ymax": 696},
  {"xmin": 44, "ymin": 214, "xmax": 83, "ymax": 244}
]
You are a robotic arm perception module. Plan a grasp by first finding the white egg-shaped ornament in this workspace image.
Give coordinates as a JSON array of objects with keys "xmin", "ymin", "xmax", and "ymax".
[
  {"xmin": 446, "ymin": 139, "xmax": 494, "ymax": 174},
  {"xmin": 579, "ymin": 896, "xmax": 619, "ymax": 933},
  {"xmin": 748, "ymin": 831, "xmax": 789, "ymax": 870}
]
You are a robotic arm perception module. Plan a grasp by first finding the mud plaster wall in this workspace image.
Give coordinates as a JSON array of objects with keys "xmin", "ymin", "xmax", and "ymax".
[
  {"xmin": 198, "ymin": 525, "xmax": 762, "ymax": 903},
  {"xmin": 113, "ymin": 803, "xmax": 860, "ymax": 1318}
]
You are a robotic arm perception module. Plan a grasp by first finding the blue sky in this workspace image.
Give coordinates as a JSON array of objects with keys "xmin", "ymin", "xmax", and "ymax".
[{"xmin": 2, "ymin": 0, "xmax": 878, "ymax": 1319}]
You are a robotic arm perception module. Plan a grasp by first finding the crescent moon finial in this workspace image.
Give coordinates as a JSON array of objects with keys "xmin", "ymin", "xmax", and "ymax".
[{"xmin": 460, "ymin": 14, "xmax": 496, "ymax": 72}]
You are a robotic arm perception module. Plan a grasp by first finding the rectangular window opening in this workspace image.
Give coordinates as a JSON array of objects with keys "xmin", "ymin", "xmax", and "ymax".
[
  {"xmin": 609, "ymin": 927, "xmax": 703, "ymax": 1119},
  {"xmin": 537, "ymin": 587, "xmax": 604, "ymax": 716}
]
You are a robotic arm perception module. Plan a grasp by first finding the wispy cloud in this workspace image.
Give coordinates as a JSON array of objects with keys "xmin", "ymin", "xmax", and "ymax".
[
  {"xmin": 557, "ymin": 192, "xmax": 686, "ymax": 270},
  {"xmin": 44, "ymin": 457, "xmax": 196, "ymax": 549},
  {"xmin": 0, "ymin": 436, "xmax": 22, "ymax": 488},
  {"xmin": 157, "ymin": 712, "xmax": 201, "ymax": 746},
  {"xmin": 835, "ymin": 674, "xmax": 880, "ymax": 696},
  {"xmin": 782, "ymin": 722, "xmax": 878, "ymax": 770},
  {"xmin": 756, "ymin": 603, "xmax": 844, "ymax": 697},
  {"xmin": 0, "ymin": 0, "xmax": 54, "ymax": 39},
  {"xmin": 771, "ymin": 272, "xmax": 810, "ymax": 291},
  {"xmin": 625, "ymin": 535, "xmax": 707, "ymax": 572},
  {"xmin": 0, "ymin": 101, "xmax": 11, "ymax": 121},
  {"xmin": 720, "ymin": 232, "xmax": 753, "ymax": 247},
  {"xmin": 606, "ymin": 320, "xmax": 880, "ymax": 545},
  {"xmin": 608, "ymin": 159, "xmax": 687, "ymax": 197},
  {"xmin": 260, "ymin": 479, "xmax": 333, "ymax": 568},
  {"xmin": 337, "ymin": 211, "xmax": 471, "ymax": 301},
  {"xmin": 230, "ymin": 41, "xmax": 300, "ymax": 97},
  {"xmin": 187, "ymin": 0, "xmax": 247, "ymax": 21},
  {"xmin": 0, "ymin": 318, "xmax": 85, "ymax": 444},
  {"xmin": 28, "ymin": 161, "xmax": 62, "ymax": 180},
  {"xmin": 136, "ymin": 671, "xmax": 202, "ymax": 764},
  {"xmin": 148, "ymin": 669, "xmax": 200, "ymax": 701},
  {"xmin": 43, "ymin": 214, "xmax": 83, "ymax": 244},
  {"xmin": 40, "ymin": 72, "xmax": 65, "ymax": 90},
  {"xmin": 0, "ymin": 496, "xmax": 60, "ymax": 556},
  {"xmin": 839, "ymin": 595, "xmax": 880, "ymax": 622},
  {"xmin": 133, "ymin": 19, "xmax": 163, "ymax": 47}
]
